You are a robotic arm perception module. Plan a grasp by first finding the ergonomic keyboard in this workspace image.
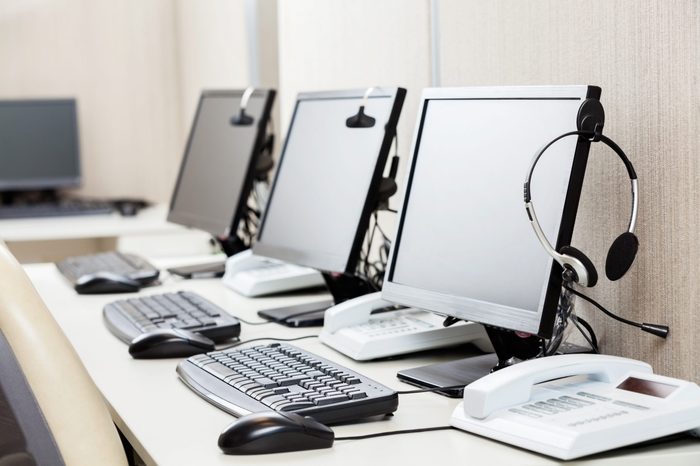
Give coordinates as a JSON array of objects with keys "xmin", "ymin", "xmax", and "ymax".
[
  {"xmin": 103, "ymin": 291, "xmax": 241, "ymax": 343},
  {"xmin": 56, "ymin": 251, "xmax": 159, "ymax": 286},
  {"xmin": 0, "ymin": 200, "xmax": 114, "ymax": 219},
  {"xmin": 177, "ymin": 343, "xmax": 399, "ymax": 424}
]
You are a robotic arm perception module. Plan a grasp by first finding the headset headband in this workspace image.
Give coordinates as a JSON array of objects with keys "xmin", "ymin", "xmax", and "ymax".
[{"xmin": 523, "ymin": 130, "xmax": 638, "ymax": 264}]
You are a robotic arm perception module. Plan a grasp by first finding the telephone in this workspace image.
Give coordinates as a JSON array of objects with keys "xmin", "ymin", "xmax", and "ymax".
[
  {"xmin": 221, "ymin": 250, "xmax": 324, "ymax": 297},
  {"xmin": 320, "ymin": 292, "xmax": 492, "ymax": 360},
  {"xmin": 450, "ymin": 354, "xmax": 700, "ymax": 460}
]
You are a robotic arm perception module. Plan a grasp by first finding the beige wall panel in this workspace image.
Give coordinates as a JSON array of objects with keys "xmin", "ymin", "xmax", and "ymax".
[
  {"xmin": 439, "ymin": 0, "xmax": 700, "ymax": 381},
  {"xmin": 174, "ymin": 0, "xmax": 250, "ymax": 137},
  {"xmin": 276, "ymin": 0, "xmax": 432, "ymax": 237},
  {"xmin": 0, "ymin": 0, "xmax": 181, "ymax": 202}
]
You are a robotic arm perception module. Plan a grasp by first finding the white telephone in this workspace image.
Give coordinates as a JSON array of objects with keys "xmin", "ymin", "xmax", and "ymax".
[
  {"xmin": 450, "ymin": 354, "xmax": 700, "ymax": 460},
  {"xmin": 320, "ymin": 292, "xmax": 492, "ymax": 360},
  {"xmin": 221, "ymin": 250, "xmax": 325, "ymax": 297}
]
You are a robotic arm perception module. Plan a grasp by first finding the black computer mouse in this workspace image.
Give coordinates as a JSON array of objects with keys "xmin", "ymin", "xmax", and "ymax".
[
  {"xmin": 113, "ymin": 199, "xmax": 148, "ymax": 217},
  {"xmin": 218, "ymin": 411, "xmax": 334, "ymax": 455},
  {"xmin": 74, "ymin": 272, "xmax": 141, "ymax": 294},
  {"xmin": 128, "ymin": 328, "xmax": 215, "ymax": 359}
]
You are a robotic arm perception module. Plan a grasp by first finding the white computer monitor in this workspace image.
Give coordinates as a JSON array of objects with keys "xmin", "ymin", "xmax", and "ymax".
[
  {"xmin": 383, "ymin": 85, "xmax": 598, "ymax": 338},
  {"xmin": 167, "ymin": 89, "xmax": 275, "ymax": 238},
  {"xmin": 253, "ymin": 88, "xmax": 405, "ymax": 275}
]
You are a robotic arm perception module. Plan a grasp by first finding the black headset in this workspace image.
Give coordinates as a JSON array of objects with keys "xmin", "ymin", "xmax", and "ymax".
[
  {"xmin": 523, "ymin": 99, "xmax": 639, "ymax": 288},
  {"xmin": 346, "ymin": 87, "xmax": 399, "ymax": 208},
  {"xmin": 523, "ymin": 98, "xmax": 668, "ymax": 339}
]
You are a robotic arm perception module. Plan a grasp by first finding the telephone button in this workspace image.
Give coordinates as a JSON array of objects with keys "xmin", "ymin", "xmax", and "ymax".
[
  {"xmin": 509, "ymin": 408, "xmax": 541, "ymax": 418},
  {"xmin": 523, "ymin": 404, "xmax": 555, "ymax": 415},
  {"xmin": 560, "ymin": 395, "xmax": 594, "ymax": 406},
  {"xmin": 577, "ymin": 391, "xmax": 611, "ymax": 402}
]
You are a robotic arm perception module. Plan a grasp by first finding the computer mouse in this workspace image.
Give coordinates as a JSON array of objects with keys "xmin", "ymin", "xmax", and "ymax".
[
  {"xmin": 218, "ymin": 411, "xmax": 334, "ymax": 455},
  {"xmin": 128, "ymin": 328, "xmax": 215, "ymax": 359},
  {"xmin": 74, "ymin": 272, "xmax": 141, "ymax": 294},
  {"xmin": 113, "ymin": 198, "xmax": 148, "ymax": 217}
]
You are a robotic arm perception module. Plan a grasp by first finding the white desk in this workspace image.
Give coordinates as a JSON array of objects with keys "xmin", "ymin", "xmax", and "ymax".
[
  {"xmin": 1, "ymin": 205, "xmax": 213, "ymax": 263},
  {"xmin": 24, "ymin": 260, "xmax": 700, "ymax": 466}
]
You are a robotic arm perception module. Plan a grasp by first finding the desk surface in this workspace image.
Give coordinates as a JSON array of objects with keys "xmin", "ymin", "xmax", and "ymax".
[
  {"xmin": 24, "ymin": 259, "xmax": 700, "ymax": 466},
  {"xmin": 0, "ymin": 204, "xmax": 183, "ymax": 242}
]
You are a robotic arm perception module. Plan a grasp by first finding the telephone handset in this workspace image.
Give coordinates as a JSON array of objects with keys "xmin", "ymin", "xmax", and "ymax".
[
  {"xmin": 451, "ymin": 354, "xmax": 700, "ymax": 460},
  {"xmin": 464, "ymin": 354, "xmax": 652, "ymax": 419}
]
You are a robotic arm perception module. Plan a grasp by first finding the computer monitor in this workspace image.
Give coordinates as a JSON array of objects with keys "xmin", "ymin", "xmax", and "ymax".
[
  {"xmin": 0, "ymin": 99, "xmax": 81, "ymax": 193},
  {"xmin": 167, "ymin": 89, "xmax": 275, "ymax": 249},
  {"xmin": 382, "ymin": 86, "xmax": 598, "ymax": 388},
  {"xmin": 253, "ymin": 88, "xmax": 405, "ymax": 323}
]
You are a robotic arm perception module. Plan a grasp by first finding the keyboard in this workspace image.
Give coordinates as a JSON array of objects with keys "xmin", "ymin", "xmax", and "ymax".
[
  {"xmin": 177, "ymin": 343, "xmax": 399, "ymax": 424},
  {"xmin": 56, "ymin": 251, "xmax": 159, "ymax": 286},
  {"xmin": 0, "ymin": 200, "xmax": 114, "ymax": 219},
  {"xmin": 103, "ymin": 291, "xmax": 241, "ymax": 343}
]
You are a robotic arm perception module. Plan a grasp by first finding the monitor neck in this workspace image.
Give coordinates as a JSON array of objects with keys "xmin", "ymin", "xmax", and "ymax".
[
  {"xmin": 321, "ymin": 273, "xmax": 374, "ymax": 306},
  {"xmin": 483, "ymin": 326, "xmax": 543, "ymax": 371},
  {"xmin": 216, "ymin": 235, "xmax": 249, "ymax": 257}
]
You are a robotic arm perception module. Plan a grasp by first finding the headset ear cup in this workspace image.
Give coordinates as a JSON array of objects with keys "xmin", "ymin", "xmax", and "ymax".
[
  {"xmin": 559, "ymin": 246, "xmax": 598, "ymax": 287},
  {"xmin": 606, "ymin": 232, "xmax": 639, "ymax": 281}
]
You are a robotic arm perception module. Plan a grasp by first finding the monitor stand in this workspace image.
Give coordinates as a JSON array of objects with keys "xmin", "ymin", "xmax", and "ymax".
[
  {"xmin": 257, "ymin": 273, "xmax": 374, "ymax": 327},
  {"xmin": 396, "ymin": 326, "xmax": 591, "ymax": 397}
]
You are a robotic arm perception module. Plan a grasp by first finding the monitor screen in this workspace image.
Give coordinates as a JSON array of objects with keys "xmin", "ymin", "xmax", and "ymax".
[
  {"xmin": 383, "ymin": 86, "xmax": 597, "ymax": 338},
  {"xmin": 0, "ymin": 99, "xmax": 80, "ymax": 191},
  {"xmin": 254, "ymin": 88, "xmax": 405, "ymax": 274},
  {"xmin": 167, "ymin": 89, "xmax": 274, "ymax": 237}
]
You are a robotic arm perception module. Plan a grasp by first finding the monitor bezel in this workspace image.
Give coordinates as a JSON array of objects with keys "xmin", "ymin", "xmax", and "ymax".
[
  {"xmin": 167, "ymin": 89, "xmax": 276, "ymax": 237},
  {"xmin": 0, "ymin": 98, "xmax": 82, "ymax": 191},
  {"xmin": 382, "ymin": 85, "xmax": 600, "ymax": 339},
  {"xmin": 253, "ymin": 87, "xmax": 406, "ymax": 274}
]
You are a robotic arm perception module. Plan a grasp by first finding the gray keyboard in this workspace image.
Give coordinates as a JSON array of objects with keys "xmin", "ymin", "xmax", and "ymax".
[
  {"xmin": 103, "ymin": 291, "xmax": 241, "ymax": 343},
  {"xmin": 177, "ymin": 343, "xmax": 398, "ymax": 424},
  {"xmin": 56, "ymin": 251, "xmax": 159, "ymax": 285}
]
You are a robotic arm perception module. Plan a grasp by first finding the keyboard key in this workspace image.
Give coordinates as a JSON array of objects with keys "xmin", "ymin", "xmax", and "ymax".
[
  {"xmin": 253, "ymin": 377, "xmax": 278, "ymax": 389},
  {"xmin": 280, "ymin": 402, "xmax": 315, "ymax": 411},
  {"xmin": 315, "ymin": 394, "xmax": 349, "ymax": 406},
  {"xmin": 203, "ymin": 363, "xmax": 236, "ymax": 378}
]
